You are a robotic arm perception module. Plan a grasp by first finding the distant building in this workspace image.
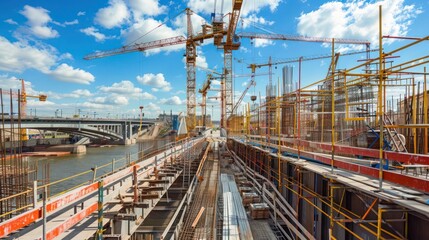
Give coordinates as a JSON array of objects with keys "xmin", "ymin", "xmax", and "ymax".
[{"xmin": 397, "ymin": 90, "xmax": 429, "ymax": 125}]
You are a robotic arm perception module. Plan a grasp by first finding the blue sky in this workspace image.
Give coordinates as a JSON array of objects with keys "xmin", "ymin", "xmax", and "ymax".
[{"xmin": 0, "ymin": 0, "xmax": 427, "ymax": 120}]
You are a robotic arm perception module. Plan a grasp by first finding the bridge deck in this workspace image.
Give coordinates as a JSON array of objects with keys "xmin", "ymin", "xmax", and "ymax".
[{"xmin": 2, "ymin": 138, "xmax": 205, "ymax": 240}]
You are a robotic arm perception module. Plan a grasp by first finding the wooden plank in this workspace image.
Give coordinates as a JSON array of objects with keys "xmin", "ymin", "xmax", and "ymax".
[
  {"xmin": 192, "ymin": 207, "xmax": 205, "ymax": 228},
  {"xmin": 122, "ymin": 193, "xmax": 159, "ymax": 199},
  {"xmin": 139, "ymin": 179, "xmax": 169, "ymax": 184},
  {"xmin": 149, "ymin": 173, "xmax": 174, "ymax": 177},
  {"xmin": 139, "ymin": 186, "xmax": 164, "ymax": 191}
]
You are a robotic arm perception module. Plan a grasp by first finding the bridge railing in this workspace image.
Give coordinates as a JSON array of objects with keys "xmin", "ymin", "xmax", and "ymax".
[{"xmin": 0, "ymin": 136, "xmax": 202, "ymax": 238}]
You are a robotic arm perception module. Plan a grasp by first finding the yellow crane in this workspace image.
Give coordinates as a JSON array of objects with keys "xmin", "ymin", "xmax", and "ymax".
[
  {"xmin": 198, "ymin": 74, "xmax": 214, "ymax": 128},
  {"xmin": 0, "ymin": 79, "xmax": 47, "ymax": 140},
  {"xmin": 0, "ymin": 79, "xmax": 48, "ymax": 117}
]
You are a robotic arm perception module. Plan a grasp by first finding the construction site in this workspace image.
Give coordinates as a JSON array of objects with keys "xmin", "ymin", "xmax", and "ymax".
[{"xmin": 1, "ymin": 0, "xmax": 429, "ymax": 239}]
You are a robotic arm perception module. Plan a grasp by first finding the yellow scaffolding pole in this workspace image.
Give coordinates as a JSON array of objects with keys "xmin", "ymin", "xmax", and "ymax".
[
  {"xmin": 377, "ymin": 5, "xmax": 384, "ymax": 191},
  {"xmin": 329, "ymin": 38, "xmax": 336, "ymax": 240},
  {"xmin": 412, "ymin": 77, "xmax": 417, "ymax": 153},
  {"xmin": 424, "ymin": 67, "xmax": 428, "ymax": 154}
]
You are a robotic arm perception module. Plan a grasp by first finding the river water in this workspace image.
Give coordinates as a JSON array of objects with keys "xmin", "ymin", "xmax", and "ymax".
[{"xmin": 30, "ymin": 138, "xmax": 174, "ymax": 196}]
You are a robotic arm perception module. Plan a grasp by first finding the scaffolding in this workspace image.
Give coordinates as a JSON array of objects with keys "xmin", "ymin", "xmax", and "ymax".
[
  {"xmin": 0, "ymin": 90, "xmax": 36, "ymax": 221},
  {"xmin": 230, "ymin": 5, "xmax": 429, "ymax": 239}
]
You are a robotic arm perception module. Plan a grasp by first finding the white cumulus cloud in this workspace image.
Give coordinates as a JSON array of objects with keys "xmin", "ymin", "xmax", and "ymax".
[
  {"xmin": 90, "ymin": 96, "xmax": 128, "ymax": 106},
  {"xmin": 99, "ymin": 80, "xmax": 157, "ymax": 100},
  {"xmin": 63, "ymin": 89, "xmax": 92, "ymax": 98},
  {"xmin": 297, "ymin": 0, "xmax": 422, "ymax": 49},
  {"xmin": 0, "ymin": 37, "xmax": 95, "ymax": 85},
  {"xmin": 137, "ymin": 73, "xmax": 172, "ymax": 91},
  {"xmin": 129, "ymin": 0, "xmax": 167, "ymax": 18},
  {"xmin": 160, "ymin": 96, "xmax": 183, "ymax": 105},
  {"xmin": 253, "ymin": 39, "xmax": 274, "ymax": 48},
  {"xmin": 188, "ymin": 0, "xmax": 281, "ymax": 17},
  {"xmin": 0, "ymin": 36, "xmax": 56, "ymax": 73},
  {"xmin": 95, "ymin": 0, "xmax": 129, "ymax": 29},
  {"xmin": 4, "ymin": 19, "xmax": 18, "ymax": 25},
  {"xmin": 19, "ymin": 5, "xmax": 59, "ymax": 39},
  {"xmin": 49, "ymin": 64, "xmax": 95, "ymax": 85},
  {"xmin": 241, "ymin": 14, "xmax": 275, "ymax": 29},
  {"xmin": 80, "ymin": 27, "xmax": 112, "ymax": 42}
]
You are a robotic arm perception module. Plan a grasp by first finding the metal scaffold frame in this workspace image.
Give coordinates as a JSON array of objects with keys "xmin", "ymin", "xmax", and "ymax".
[
  {"xmin": 229, "ymin": 5, "xmax": 429, "ymax": 239},
  {"xmin": 0, "ymin": 90, "xmax": 36, "ymax": 221}
]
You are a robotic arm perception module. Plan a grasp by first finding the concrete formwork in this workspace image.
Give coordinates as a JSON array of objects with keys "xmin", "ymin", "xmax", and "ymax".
[{"xmin": 228, "ymin": 138, "xmax": 429, "ymax": 239}]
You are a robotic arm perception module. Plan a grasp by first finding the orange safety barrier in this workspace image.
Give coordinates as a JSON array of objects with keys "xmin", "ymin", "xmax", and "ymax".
[
  {"xmin": 46, "ymin": 182, "xmax": 99, "ymax": 213},
  {"xmin": 0, "ymin": 138, "xmax": 200, "ymax": 239},
  {"xmin": 46, "ymin": 203, "xmax": 98, "ymax": 240},
  {"xmin": 0, "ymin": 209, "xmax": 40, "ymax": 237}
]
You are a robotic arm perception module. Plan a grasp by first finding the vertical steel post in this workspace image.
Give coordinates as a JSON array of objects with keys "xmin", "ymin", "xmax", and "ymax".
[
  {"xmin": 329, "ymin": 182, "xmax": 334, "ymax": 240},
  {"xmin": 298, "ymin": 57, "xmax": 302, "ymax": 161},
  {"xmin": 96, "ymin": 181, "xmax": 104, "ymax": 240},
  {"xmin": 92, "ymin": 165, "xmax": 97, "ymax": 183},
  {"xmin": 378, "ymin": 5, "xmax": 384, "ymax": 191},
  {"xmin": 133, "ymin": 166, "xmax": 138, "ymax": 203},
  {"xmin": 377, "ymin": 204, "xmax": 383, "ymax": 239},
  {"xmin": 331, "ymin": 38, "xmax": 335, "ymax": 173},
  {"xmin": 42, "ymin": 186, "xmax": 47, "ymax": 240},
  {"xmin": 33, "ymin": 180, "xmax": 37, "ymax": 208},
  {"xmin": 424, "ymin": 67, "xmax": 428, "ymax": 154}
]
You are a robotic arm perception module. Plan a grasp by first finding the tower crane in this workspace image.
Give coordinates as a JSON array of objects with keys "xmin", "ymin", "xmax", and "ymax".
[
  {"xmin": 1, "ymin": 79, "xmax": 47, "ymax": 140},
  {"xmin": 84, "ymin": 8, "xmax": 227, "ymax": 133},
  {"xmin": 221, "ymin": 0, "xmax": 243, "ymax": 129},
  {"xmin": 84, "ymin": 2, "xmax": 369, "ymax": 133},
  {"xmin": 198, "ymin": 74, "xmax": 212, "ymax": 128},
  {"xmin": 0, "ymin": 79, "xmax": 48, "ymax": 117}
]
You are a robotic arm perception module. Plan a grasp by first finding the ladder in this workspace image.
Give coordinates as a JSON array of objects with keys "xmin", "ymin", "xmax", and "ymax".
[{"xmin": 383, "ymin": 114, "xmax": 407, "ymax": 152}]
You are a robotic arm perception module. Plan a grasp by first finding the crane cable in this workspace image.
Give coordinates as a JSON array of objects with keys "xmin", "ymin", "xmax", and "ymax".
[{"xmin": 127, "ymin": 8, "xmax": 187, "ymax": 46}]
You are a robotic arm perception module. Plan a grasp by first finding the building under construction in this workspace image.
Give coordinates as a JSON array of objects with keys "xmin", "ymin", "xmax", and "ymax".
[
  {"xmin": 1, "ymin": 2, "xmax": 429, "ymax": 240},
  {"xmin": 0, "ymin": 91, "xmax": 36, "ymax": 222}
]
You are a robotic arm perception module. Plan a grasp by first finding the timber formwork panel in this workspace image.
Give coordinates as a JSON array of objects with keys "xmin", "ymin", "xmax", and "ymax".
[
  {"xmin": 408, "ymin": 214, "xmax": 429, "ymax": 239},
  {"xmin": 301, "ymin": 171, "xmax": 315, "ymax": 235}
]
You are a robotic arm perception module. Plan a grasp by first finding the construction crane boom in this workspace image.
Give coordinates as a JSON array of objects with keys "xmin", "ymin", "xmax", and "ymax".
[
  {"xmin": 237, "ymin": 32, "xmax": 370, "ymax": 45},
  {"xmin": 225, "ymin": 1, "xmax": 243, "ymax": 49},
  {"xmin": 198, "ymin": 75, "xmax": 212, "ymax": 128},
  {"xmin": 84, "ymin": 36, "xmax": 187, "ymax": 60},
  {"xmin": 232, "ymin": 77, "xmax": 255, "ymax": 114},
  {"xmin": 250, "ymin": 49, "xmax": 378, "ymax": 69}
]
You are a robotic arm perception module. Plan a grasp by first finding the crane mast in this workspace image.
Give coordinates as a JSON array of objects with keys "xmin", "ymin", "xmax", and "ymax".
[
  {"xmin": 199, "ymin": 75, "xmax": 212, "ymax": 128},
  {"xmin": 222, "ymin": 0, "xmax": 243, "ymax": 129},
  {"xmin": 186, "ymin": 8, "xmax": 197, "ymax": 131}
]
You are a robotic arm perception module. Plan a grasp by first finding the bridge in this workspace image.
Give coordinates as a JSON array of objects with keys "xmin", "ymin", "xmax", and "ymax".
[{"xmin": 3, "ymin": 117, "xmax": 160, "ymax": 144}]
